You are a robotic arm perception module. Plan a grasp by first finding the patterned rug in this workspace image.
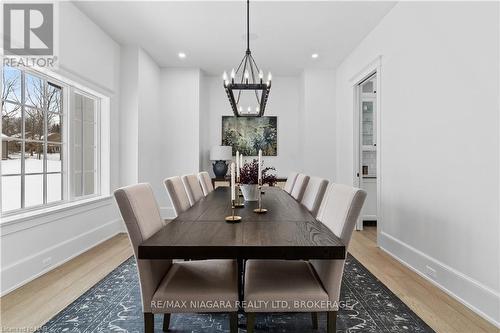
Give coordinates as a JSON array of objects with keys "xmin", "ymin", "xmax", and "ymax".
[{"xmin": 38, "ymin": 255, "xmax": 434, "ymax": 332}]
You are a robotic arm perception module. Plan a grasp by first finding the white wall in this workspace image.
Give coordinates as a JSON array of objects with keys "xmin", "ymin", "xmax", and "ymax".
[
  {"xmin": 202, "ymin": 75, "xmax": 302, "ymax": 178},
  {"xmin": 160, "ymin": 69, "xmax": 201, "ymax": 216},
  {"xmin": 119, "ymin": 46, "xmax": 139, "ymax": 186},
  {"xmin": 1, "ymin": 3, "xmax": 123, "ymax": 295},
  {"xmin": 137, "ymin": 49, "xmax": 168, "ymax": 208},
  {"xmin": 334, "ymin": 2, "xmax": 499, "ymax": 326},
  {"xmin": 302, "ymin": 70, "xmax": 336, "ymax": 181}
]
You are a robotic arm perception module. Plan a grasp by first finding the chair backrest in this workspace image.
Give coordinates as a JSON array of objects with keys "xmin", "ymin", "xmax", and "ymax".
[
  {"xmin": 198, "ymin": 171, "xmax": 214, "ymax": 196},
  {"xmin": 290, "ymin": 174, "xmax": 310, "ymax": 201},
  {"xmin": 300, "ymin": 177, "xmax": 329, "ymax": 217},
  {"xmin": 181, "ymin": 174, "xmax": 205, "ymax": 205},
  {"xmin": 283, "ymin": 172, "xmax": 298, "ymax": 194},
  {"xmin": 310, "ymin": 184, "xmax": 366, "ymax": 305},
  {"xmin": 164, "ymin": 176, "xmax": 191, "ymax": 216},
  {"xmin": 114, "ymin": 183, "xmax": 172, "ymax": 312}
]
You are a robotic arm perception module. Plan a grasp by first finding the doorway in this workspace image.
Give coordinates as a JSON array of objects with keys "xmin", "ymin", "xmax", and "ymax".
[{"xmin": 355, "ymin": 73, "xmax": 378, "ymax": 231}]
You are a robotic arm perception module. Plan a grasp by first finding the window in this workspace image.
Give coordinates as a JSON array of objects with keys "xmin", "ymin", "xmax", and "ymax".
[
  {"xmin": 1, "ymin": 65, "xmax": 102, "ymax": 215},
  {"xmin": 71, "ymin": 92, "xmax": 99, "ymax": 198}
]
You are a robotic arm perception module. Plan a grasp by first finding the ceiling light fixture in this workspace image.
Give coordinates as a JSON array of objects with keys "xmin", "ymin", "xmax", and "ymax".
[
  {"xmin": 178, "ymin": 52, "xmax": 186, "ymax": 59},
  {"xmin": 311, "ymin": 53, "xmax": 319, "ymax": 59},
  {"xmin": 222, "ymin": 0, "xmax": 271, "ymax": 117}
]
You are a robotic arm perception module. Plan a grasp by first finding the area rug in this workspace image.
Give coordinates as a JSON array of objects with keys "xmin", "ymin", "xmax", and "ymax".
[{"xmin": 38, "ymin": 255, "xmax": 434, "ymax": 332}]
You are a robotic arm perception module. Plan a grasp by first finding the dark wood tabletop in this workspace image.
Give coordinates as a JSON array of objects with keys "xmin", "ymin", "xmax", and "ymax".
[{"xmin": 138, "ymin": 187, "xmax": 345, "ymax": 260}]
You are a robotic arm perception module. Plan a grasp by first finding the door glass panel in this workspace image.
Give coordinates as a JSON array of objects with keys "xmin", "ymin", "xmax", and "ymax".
[
  {"xmin": 362, "ymin": 101, "xmax": 374, "ymax": 146},
  {"xmin": 362, "ymin": 80, "xmax": 374, "ymax": 93}
]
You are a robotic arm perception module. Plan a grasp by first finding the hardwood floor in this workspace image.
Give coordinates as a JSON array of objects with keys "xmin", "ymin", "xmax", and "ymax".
[
  {"xmin": 350, "ymin": 226, "xmax": 498, "ymax": 333},
  {"xmin": 0, "ymin": 234, "xmax": 133, "ymax": 331},
  {"xmin": 1, "ymin": 228, "xmax": 497, "ymax": 333}
]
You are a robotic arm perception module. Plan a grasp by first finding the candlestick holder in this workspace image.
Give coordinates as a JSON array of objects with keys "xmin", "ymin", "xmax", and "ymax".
[
  {"xmin": 234, "ymin": 182, "xmax": 244, "ymax": 208},
  {"xmin": 253, "ymin": 183, "xmax": 267, "ymax": 214},
  {"xmin": 225, "ymin": 200, "xmax": 242, "ymax": 222}
]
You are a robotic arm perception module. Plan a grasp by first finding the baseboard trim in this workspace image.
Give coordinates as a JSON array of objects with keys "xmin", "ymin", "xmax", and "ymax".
[
  {"xmin": 379, "ymin": 231, "xmax": 500, "ymax": 328},
  {"xmin": 0, "ymin": 218, "xmax": 124, "ymax": 296},
  {"xmin": 160, "ymin": 206, "xmax": 176, "ymax": 219}
]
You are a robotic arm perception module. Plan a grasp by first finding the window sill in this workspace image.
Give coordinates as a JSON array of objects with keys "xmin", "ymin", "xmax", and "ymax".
[{"xmin": 1, "ymin": 195, "xmax": 113, "ymax": 227}]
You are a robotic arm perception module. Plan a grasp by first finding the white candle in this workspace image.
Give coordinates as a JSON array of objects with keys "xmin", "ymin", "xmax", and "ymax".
[
  {"xmin": 240, "ymin": 154, "xmax": 243, "ymax": 170},
  {"xmin": 236, "ymin": 151, "xmax": 240, "ymax": 180},
  {"xmin": 258, "ymin": 149, "xmax": 262, "ymax": 183},
  {"xmin": 231, "ymin": 162, "xmax": 235, "ymax": 201}
]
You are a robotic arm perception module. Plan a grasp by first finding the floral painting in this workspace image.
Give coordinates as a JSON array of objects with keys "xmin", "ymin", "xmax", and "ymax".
[{"xmin": 222, "ymin": 116, "xmax": 277, "ymax": 156}]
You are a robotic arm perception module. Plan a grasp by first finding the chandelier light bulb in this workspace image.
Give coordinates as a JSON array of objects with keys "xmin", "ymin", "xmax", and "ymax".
[{"xmin": 222, "ymin": 0, "xmax": 271, "ymax": 117}]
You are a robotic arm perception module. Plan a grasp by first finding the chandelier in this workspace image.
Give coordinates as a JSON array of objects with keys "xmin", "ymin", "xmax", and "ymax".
[{"xmin": 222, "ymin": 0, "xmax": 271, "ymax": 117}]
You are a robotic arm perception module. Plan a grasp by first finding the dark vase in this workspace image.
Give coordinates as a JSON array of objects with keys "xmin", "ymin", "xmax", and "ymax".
[{"xmin": 212, "ymin": 160, "xmax": 228, "ymax": 178}]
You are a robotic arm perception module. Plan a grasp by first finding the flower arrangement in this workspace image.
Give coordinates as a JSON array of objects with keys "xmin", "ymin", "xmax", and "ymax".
[{"xmin": 239, "ymin": 159, "xmax": 277, "ymax": 186}]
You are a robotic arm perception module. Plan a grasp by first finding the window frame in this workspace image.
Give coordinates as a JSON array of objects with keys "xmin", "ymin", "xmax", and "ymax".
[
  {"xmin": 69, "ymin": 88, "xmax": 102, "ymax": 201},
  {"xmin": 1, "ymin": 65, "xmax": 104, "ymax": 217}
]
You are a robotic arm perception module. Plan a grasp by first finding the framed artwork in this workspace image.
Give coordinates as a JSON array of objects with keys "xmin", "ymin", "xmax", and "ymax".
[{"xmin": 222, "ymin": 116, "xmax": 277, "ymax": 156}]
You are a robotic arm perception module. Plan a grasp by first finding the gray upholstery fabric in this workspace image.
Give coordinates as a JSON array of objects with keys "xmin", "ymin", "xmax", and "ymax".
[
  {"xmin": 114, "ymin": 184, "xmax": 172, "ymax": 312},
  {"xmin": 290, "ymin": 174, "xmax": 310, "ymax": 201},
  {"xmin": 310, "ymin": 184, "xmax": 367, "ymax": 304},
  {"xmin": 198, "ymin": 171, "xmax": 214, "ymax": 196},
  {"xmin": 164, "ymin": 176, "xmax": 191, "ymax": 216},
  {"xmin": 244, "ymin": 260, "xmax": 329, "ymax": 312},
  {"xmin": 151, "ymin": 259, "xmax": 239, "ymax": 313},
  {"xmin": 181, "ymin": 174, "xmax": 205, "ymax": 206},
  {"xmin": 283, "ymin": 172, "xmax": 298, "ymax": 194},
  {"xmin": 300, "ymin": 177, "xmax": 329, "ymax": 217},
  {"xmin": 243, "ymin": 183, "xmax": 366, "ymax": 314}
]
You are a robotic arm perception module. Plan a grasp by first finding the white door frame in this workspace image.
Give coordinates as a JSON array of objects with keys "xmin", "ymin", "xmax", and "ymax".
[{"xmin": 350, "ymin": 56, "xmax": 382, "ymax": 239}]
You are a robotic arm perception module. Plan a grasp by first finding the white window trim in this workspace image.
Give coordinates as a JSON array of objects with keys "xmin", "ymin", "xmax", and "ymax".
[{"xmin": 1, "ymin": 65, "xmax": 111, "ymax": 222}]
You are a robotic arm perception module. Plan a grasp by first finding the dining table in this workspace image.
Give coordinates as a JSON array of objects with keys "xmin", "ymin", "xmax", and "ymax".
[{"xmin": 138, "ymin": 186, "xmax": 346, "ymax": 300}]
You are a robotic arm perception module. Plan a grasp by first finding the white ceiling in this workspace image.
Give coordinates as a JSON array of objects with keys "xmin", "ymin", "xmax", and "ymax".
[{"xmin": 74, "ymin": 1, "xmax": 396, "ymax": 75}]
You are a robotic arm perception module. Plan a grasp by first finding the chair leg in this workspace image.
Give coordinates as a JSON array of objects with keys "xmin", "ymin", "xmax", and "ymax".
[
  {"xmin": 144, "ymin": 312, "xmax": 154, "ymax": 333},
  {"xmin": 163, "ymin": 313, "xmax": 170, "ymax": 332},
  {"xmin": 229, "ymin": 312, "xmax": 238, "ymax": 333},
  {"xmin": 311, "ymin": 312, "xmax": 318, "ymax": 329},
  {"xmin": 327, "ymin": 311, "xmax": 337, "ymax": 333},
  {"xmin": 247, "ymin": 312, "xmax": 256, "ymax": 333}
]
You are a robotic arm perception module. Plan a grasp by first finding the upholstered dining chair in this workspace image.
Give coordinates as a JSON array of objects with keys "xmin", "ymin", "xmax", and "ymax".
[
  {"xmin": 198, "ymin": 171, "xmax": 214, "ymax": 196},
  {"xmin": 181, "ymin": 174, "xmax": 205, "ymax": 206},
  {"xmin": 283, "ymin": 172, "xmax": 298, "ymax": 194},
  {"xmin": 300, "ymin": 176, "xmax": 329, "ymax": 217},
  {"xmin": 114, "ymin": 183, "xmax": 239, "ymax": 333},
  {"xmin": 243, "ymin": 183, "xmax": 366, "ymax": 333},
  {"xmin": 164, "ymin": 176, "xmax": 191, "ymax": 217},
  {"xmin": 290, "ymin": 173, "xmax": 310, "ymax": 201}
]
